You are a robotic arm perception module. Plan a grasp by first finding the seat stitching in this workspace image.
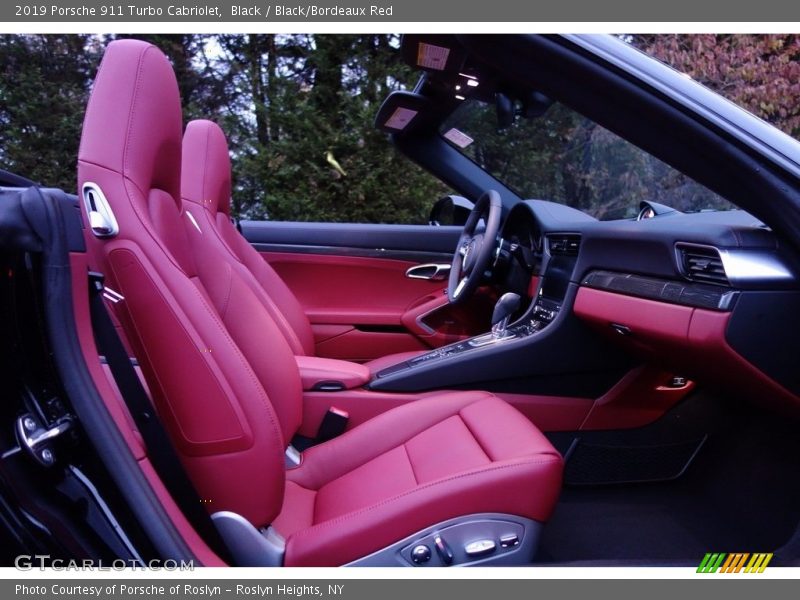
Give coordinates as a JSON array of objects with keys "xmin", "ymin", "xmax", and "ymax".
[
  {"xmin": 457, "ymin": 410, "xmax": 493, "ymax": 463},
  {"xmin": 288, "ymin": 457, "xmax": 560, "ymax": 540},
  {"xmin": 201, "ymin": 123, "xmax": 211, "ymax": 205},
  {"xmin": 78, "ymin": 53, "xmax": 111, "ymax": 157},
  {"xmin": 120, "ymin": 46, "xmax": 194, "ymax": 277},
  {"xmin": 217, "ymin": 263, "xmax": 233, "ymax": 321},
  {"xmin": 310, "ymin": 486, "xmax": 319, "ymax": 526},
  {"xmin": 299, "ymin": 394, "xmax": 487, "ymax": 475},
  {"xmin": 122, "ymin": 46, "xmax": 148, "ymax": 182},
  {"xmin": 245, "ymin": 253, "xmax": 308, "ymax": 356},
  {"xmin": 204, "ymin": 214, "xmax": 308, "ymax": 356},
  {"xmin": 183, "ymin": 277, "xmax": 284, "ymax": 444},
  {"xmin": 155, "ymin": 266, "xmax": 287, "ymax": 458},
  {"xmin": 402, "ymin": 443, "xmax": 418, "ymax": 485}
]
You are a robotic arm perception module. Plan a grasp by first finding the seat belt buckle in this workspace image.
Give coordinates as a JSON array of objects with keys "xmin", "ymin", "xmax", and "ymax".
[{"xmin": 316, "ymin": 407, "xmax": 349, "ymax": 443}]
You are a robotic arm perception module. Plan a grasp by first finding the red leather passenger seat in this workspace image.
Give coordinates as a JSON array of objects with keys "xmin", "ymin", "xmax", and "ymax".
[
  {"xmin": 180, "ymin": 118, "xmax": 425, "ymax": 372},
  {"xmin": 275, "ymin": 391, "xmax": 562, "ymax": 565},
  {"xmin": 78, "ymin": 39, "xmax": 562, "ymax": 567}
]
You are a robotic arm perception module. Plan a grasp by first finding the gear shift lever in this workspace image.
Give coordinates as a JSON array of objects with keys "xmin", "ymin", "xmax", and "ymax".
[{"xmin": 491, "ymin": 293, "xmax": 521, "ymax": 339}]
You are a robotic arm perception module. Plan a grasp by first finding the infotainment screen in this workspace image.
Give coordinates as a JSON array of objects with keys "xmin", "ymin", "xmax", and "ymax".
[{"xmin": 539, "ymin": 255, "xmax": 576, "ymax": 301}]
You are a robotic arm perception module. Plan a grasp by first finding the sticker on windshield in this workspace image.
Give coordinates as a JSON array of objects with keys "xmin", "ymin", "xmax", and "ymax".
[
  {"xmin": 417, "ymin": 43, "xmax": 450, "ymax": 70},
  {"xmin": 443, "ymin": 128, "xmax": 474, "ymax": 148},
  {"xmin": 384, "ymin": 107, "xmax": 418, "ymax": 131}
]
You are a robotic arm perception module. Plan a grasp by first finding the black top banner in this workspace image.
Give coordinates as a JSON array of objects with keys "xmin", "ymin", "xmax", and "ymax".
[{"xmin": 3, "ymin": 0, "xmax": 800, "ymax": 22}]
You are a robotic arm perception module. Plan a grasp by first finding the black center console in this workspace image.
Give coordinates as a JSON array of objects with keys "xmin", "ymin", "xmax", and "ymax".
[
  {"xmin": 368, "ymin": 233, "xmax": 634, "ymax": 395},
  {"xmin": 374, "ymin": 256, "xmax": 572, "ymax": 380}
]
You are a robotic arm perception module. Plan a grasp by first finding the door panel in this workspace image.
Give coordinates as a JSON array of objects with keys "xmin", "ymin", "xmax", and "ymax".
[
  {"xmin": 242, "ymin": 221, "xmax": 494, "ymax": 361},
  {"xmin": 261, "ymin": 252, "xmax": 444, "ymax": 324}
]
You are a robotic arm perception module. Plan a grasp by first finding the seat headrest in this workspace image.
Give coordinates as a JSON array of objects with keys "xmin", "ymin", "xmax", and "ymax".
[
  {"xmin": 79, "ymin": 39, "xmax": 182, "ymax": 204},
  {"xmin": 181, "ymin": 120, "xmax": 232, "ymax": 216}
]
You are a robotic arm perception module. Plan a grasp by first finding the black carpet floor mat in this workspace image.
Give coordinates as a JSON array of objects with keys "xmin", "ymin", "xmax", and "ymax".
[{"xmin": 537, "ymin": 391, "xmax": 800, "ymax": 563}]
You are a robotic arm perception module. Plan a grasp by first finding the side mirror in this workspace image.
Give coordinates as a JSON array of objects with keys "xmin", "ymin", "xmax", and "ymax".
[
  {"xmin": 637, "ymin": 200, "xmax": 679, "ymax": 221},
  {"xmin": 429, "ymin": 195, "xmax": 474, "ymax": 226}
]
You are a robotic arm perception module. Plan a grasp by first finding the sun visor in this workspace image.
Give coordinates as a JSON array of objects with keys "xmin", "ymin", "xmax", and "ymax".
[
  {"xmin": 374, "ymin": 91, "xmax": 433, "ymax": 135},
  {"xmin": 400, "ymin": 35, "xmax": 468, "ymax": 74}
]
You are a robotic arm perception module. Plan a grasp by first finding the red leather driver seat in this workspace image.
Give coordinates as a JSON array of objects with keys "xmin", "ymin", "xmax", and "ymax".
[
  {"xmin": 78, "ymin": 39, "xmax": 562, "ymax": 567},
  {"xmin": 180, "ymin": 118, "xmax": 424, "ymax": 374}
]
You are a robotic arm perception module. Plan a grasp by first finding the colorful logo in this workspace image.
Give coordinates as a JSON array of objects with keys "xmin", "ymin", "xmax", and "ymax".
[{"xmin": 697, "ymin": 553, "xmax": 773, "ymax": 573}]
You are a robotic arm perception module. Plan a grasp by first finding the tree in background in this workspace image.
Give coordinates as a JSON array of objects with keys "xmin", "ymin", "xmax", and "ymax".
[
  {"xmin": 0, "ymin": 34, "xmax": 798, "ymax": 222},
  {"xmin": 0, "ymin": 33, "xmax": 230, "ymax": 192},
  {"xmin": 115, "ymin": 34, "xmax": 232, "ymax": 123},
  {"xmin": 636, "ymin": 34, "xmax": 800, "ymax": 138},
  {"xmin": 448, "ymin": 99, "xmax": 729, "ymax": 221},
  {"xmin": 214, "ymin": 34, "xmax": 447, "ymax": 222},
  {"xmin": 0, "ymin": 35, "xmax": 101, "ymax": 191}
]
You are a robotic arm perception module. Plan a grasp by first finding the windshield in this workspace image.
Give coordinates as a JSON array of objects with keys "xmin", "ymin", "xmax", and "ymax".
[{"xmin": 440, "ymin": 100, "xmax": 735, "ymax": 220}]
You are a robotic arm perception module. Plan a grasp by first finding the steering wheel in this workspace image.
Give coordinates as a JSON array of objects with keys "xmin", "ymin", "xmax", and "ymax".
[{"xmin": 448, "ymin": 190, "xmax": 503, "ymax": 304}]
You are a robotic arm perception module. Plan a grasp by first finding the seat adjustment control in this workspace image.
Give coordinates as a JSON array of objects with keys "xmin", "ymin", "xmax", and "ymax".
[
  {"xmin": 433, "ymin": 534, "xmax": 454, "ymax": 565},
  {"xmin": 499, "ymin": 533, "xmax": 519, "ymax": 548},
  {"xmin": 410, "ymin": 544, "xmax": 431, "ymax": 564},
  {"xmin": 464, "ymin": 539, "xmax": 497, "ymax": 558}
]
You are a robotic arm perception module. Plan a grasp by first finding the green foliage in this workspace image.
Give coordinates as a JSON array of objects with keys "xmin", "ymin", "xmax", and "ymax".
[
  {"xmin": 447, "ymin": 102, "xmax": 730, "ymax": 220},
  {"xmin": 0, "ymin": 34, "xmax": 798, "ymax": 223},
  {"xmin": 114, "ymin": 34, "xmax": 232, "ymax": 123},
  {"xmin": 0, "ymin": 35, "xmax": 100, "ymax": 192},
  {"xmin": 214, "ymin": 34, "xmax": 448, "ymax": 222},
  {"xmin": 634, "ymin": 34, "xmax": 800, "ymax": 138}
]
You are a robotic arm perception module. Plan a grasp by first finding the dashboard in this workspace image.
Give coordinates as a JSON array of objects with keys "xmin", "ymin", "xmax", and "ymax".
[
  {"xmin": 498, "ymin": 199, "xmax": 800, "ymax": 410},
  {"xmin": 371, "ymin": 197, "xmax": 800, "ymax": 414}
]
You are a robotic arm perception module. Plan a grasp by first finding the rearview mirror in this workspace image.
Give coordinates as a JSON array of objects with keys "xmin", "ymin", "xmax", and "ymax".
[
  {"xmin": 430, "ymin": 195, "xmax": 474, "ymax": 226},
  {"xmin": 495, "ymin": 93, "xmax": 515, "ymax": 130},
  {"xmin": 521, "ymin": 91, "xmax": 553, "ymax": 118}
]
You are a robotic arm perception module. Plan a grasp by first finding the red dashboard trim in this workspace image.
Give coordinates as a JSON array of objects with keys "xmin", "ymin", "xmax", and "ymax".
[
  {"xmin": 574, "ymin": 286, "xmax": 800, "ymax": 415},
  {"xmin": 580, "ymin": 366, "xmax": 694, "ymax": 430}
]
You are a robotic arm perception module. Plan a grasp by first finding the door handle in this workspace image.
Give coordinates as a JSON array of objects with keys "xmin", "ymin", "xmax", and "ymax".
[{"xmin": 405, "ymin": 263, "xmax": 451, "ymax": 281}]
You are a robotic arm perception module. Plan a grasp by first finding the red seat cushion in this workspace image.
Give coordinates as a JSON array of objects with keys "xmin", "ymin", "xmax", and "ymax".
[{"xmin": 273, "ymin": 391, "xmax": 562, "ymax": 566}]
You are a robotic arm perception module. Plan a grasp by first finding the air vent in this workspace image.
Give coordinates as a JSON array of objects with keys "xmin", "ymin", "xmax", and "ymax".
[
  {"xmin": 678, "ymin": 244, "xmax": 729, "ymax": 286},
  {"xmin": 548, "ymin": 234, "xmax": 581, "ymax": 256}
]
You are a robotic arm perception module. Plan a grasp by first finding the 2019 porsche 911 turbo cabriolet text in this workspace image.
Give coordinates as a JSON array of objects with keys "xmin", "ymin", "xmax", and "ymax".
[{"xmin": 0, "ymin": 34, "xmax": 799, "ymax": 568}]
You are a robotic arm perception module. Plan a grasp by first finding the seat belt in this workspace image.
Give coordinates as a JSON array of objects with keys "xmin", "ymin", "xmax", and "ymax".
[{"xmin": 88, "ymin": 272, "xmax": 231, "ymax": 563}]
